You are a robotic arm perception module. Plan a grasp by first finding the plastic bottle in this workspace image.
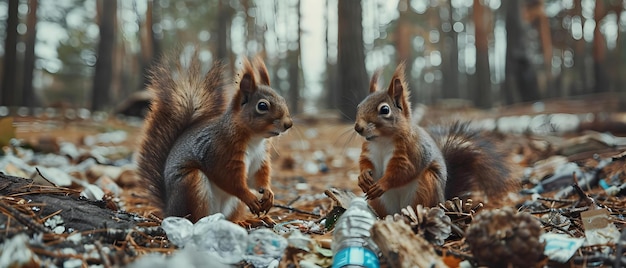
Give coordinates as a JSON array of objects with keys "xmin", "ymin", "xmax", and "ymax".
[{"xmin": 332, "ymin": 197, "xmax": 380, "ymax": 268}]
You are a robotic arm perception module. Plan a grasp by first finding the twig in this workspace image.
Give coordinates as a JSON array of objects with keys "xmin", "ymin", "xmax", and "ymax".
[
  {"xmin": 0, "ymin": 201, "xmax": 51, "ymax": 233},
  {"xmin": 572, "ymin": 182, "xmax": 598, "ymax": 207},
  {"xmin": 80, "ymin": 226, "xmax": 166, "ymax": 244},
  {"xmin": 39, "ymin": 209, "xmax": 63, "ymax": 223},
  {"xmin": 536, "ymin": 196, "xmax": 577, "ymax": 203},
  {"xmin": 30, "ymin": 246, "xmax": 101, "ymax": 265},
  {"xmin": 528, "ymin": 207, "xmax": 589, "ymax": 215},
  {"xmin": 286, "ymin": 195, "xmax": 301, "ymax": 206},
  {"xmin": 273, "ymin": 204, "xmax": 321, "ymax": 217},
  {"xmin": 450, "ymin": 222, "xmax": 465, "ymax": 237},
  {"xmin": 5, "ymin": 216, "xmax": 10, "ymax": 236},
  {"xmin": 435, "ymin": 247, "xmax": 475, "ymax": 262},
  {"xmin": 539, "ymin": 218, "xmax": 574, "ymax": 236},
  {"xmin": 11, "ymin": 184, "xmax": 81, "ymax": 197},
  {"xmin": 95, "ymin": 241, "xmax": 112, "ymax": 268}
]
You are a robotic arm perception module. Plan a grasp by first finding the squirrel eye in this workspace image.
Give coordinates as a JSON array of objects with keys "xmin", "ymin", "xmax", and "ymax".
[
  {"xmin": 378, "ymin": 103, "xmax": 391, "ymax": 117},
  {"xmin": 256, "ymin": 100, "xmax": 270, "ymax": 114}
]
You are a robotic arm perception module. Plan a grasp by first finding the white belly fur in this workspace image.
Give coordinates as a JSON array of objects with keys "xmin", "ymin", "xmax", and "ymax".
[
  {"xmin": 244, "ymin": 137, "xmax": 267, "ymax": 189},
  {"xmin": 367, "ymin": 138, "xmax": 394, "ymax": 180},
  {"xmin": 367, "ymin": 138, "xmax": 418, "ymax": 214},
  {"xmin": 199, "ymin": 172, "xmax": 240, "ymax": 217},
  {"xmin": 199, "ymin": 137, "xmax": 267, "ymax": 218}
]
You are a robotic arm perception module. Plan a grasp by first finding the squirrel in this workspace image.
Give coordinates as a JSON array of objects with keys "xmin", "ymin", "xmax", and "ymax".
[
  {"xmin": 136, "ymin": 53, "xmax": 292, "ymax": 224},
  {"xmin": 354, "ymin": 63, "xmax": 519, "ymax": 217}
]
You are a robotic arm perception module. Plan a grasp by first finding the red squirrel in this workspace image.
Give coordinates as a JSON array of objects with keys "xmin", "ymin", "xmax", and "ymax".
[
  {"xmin": 136, "ymin": 53, "xmax": 292, "ymax": 224},
  {"xmin": 354, "ymin": 63, "xmax": 519, "ymax": 217}
]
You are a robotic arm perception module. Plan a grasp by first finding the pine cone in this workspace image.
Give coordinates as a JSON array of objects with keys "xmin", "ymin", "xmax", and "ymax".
[
  {"xmin": 439, "ymin": 197, "xmax": 483, "ymax": 237},
  {"xmin": 441, "ymin": 197, "xmax": 482, "ymax": 212},
  {"xmin": 540, "ymin": 210, "xmax": 571, "ymax": 231},
  {"xmin": 391, "ymin": 205, "xmax": 452, "ymax": 246},
  {"xmin": 439, "ymin": 197, "xmax": 483, "ymax": 221},
  {"xmin": 466, "ymin": 207, "xmax": 545, "ymax": 267}
]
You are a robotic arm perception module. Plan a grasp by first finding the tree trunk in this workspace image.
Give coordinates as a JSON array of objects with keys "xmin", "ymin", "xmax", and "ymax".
[
  {"xmin": 337, "ymin": 0, "xmax": 368, "ymax": 121},
  {"xmin": 592, "ymin": 0, "xmax": 609, "ymax": 93},
  {"xmin": 537, "ymin": 1, "xmax": 553, "ymax": 97},
  {"xmin": 504, "ymin": 0, "xmax": 540, "ymax": 104},
  {"xmin": 473, "ymin": 0, "xmax": 491, "ymax": 108},
  {"xmin": 441, "ymin": 2, "xmax": 459, "ymax": 100},
  {"xmin": 21, "ymin": 0, "xmax": 38, "ymax": 109},
  {"xmin": 139, "ymin": 0, "xmax": 159, "ymax": 90},
  {"xmin": 612, "ymin": 2, "xmax": 623, "ymax": 95},
  {"xmin": 524, "ymin": 0, "xmax": 554, "ymax": 97},
  {"xmin": 572, "ymin": 0, "xmax": 588, "ymax": 95},
  {"xmin": 287, "ymin": 0, "xmax": 301, "ymax": 114},
  {"xmin": 395, "ymin": 0, "xmax": 411, "ymax": 66},
  {"xmin": 395, "ymin": 0, "xmax": 415, "ymax": 103},
  {"xmin": 91, "ymin": 0, "xmax": 117, "ymax": 111},
  {"xmin": 243, "ymin": 0, "xmax": 256, "ymax": 52},
  {"xmin": 1, "ymin": 0, "xmax": 19, "ymax": 107},
  {"xmin": 325, "ymin": 0, "xmax": 339, "ymax": 110},
  {"xmin": 217, "ymin": 1, "xmax": 231, "ymax": 62},
  {"xmin": 150, "ymin": 0, "xmax": 161, "ymax": 64}
]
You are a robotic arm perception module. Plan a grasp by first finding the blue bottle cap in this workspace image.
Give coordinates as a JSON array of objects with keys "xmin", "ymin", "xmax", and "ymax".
[{"xmin": 332, "ymin": 247, "xmax": 380, "ymax": 268}]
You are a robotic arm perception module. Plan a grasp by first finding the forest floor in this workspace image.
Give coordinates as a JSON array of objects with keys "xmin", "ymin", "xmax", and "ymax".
[{"xmin": 3, "ymin": 93, "xmax": 626, "ymax": 267}]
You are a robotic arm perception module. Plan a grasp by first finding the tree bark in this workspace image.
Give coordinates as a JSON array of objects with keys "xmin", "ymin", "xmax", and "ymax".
[
  {"xmin": 287, "ymin": 0, "xmax": 301, "ymax": 114},
  {"xmin": 592, "ymin": 0, "xmax": 609, "ymax": 93},
  {"xmin": 524, "ymin": 0, "xmax": 554, "ymax": 97},
  {"xmin": 395, "ymin": 0, "xmax": 411, "ymax": 66},
  {"xmin": 612, "ymin": 2, "xmax": 623, "ymax": 95},
  {"xmin": 91, "ymin": 0, "xmax": 117, "ymax": 111},
  {"xmin": 21, "ymin": 0, "xmax": 38, "ymax": 109},
  {"xmin": 571, "ymin": 0, "xmax": 588, "ymax": 95},
  {"xmin": 395, "ymin": 0, "xmax": 417, "ymax": 104},
  {"xmin": 441, "ymin": 2, "xmax": 459, "ymax": 100},
  {"xmin": 473, "ymin": 0, "xmax": 491, "ymax": 108},
  {"xmin": 337, "ymin": 0, "xmax": 368, "ymax": 121},
  {"xmin": 1, "ymin": 0, "xmax": 19, "ymax": 107},
  {"xmin": 504, "ymin": 0, "xmax": 540, "ymax": 104},
  {"xmin": 325, "ymin": 0, "xmax": 339, "ymax": 110},
  {"xmin": 216, "ymin": 1, "xmax": 231, "ymax": 62},
  {"xmin": 138, "ymin": 0, "xmax": 159, "ymax": 90}
]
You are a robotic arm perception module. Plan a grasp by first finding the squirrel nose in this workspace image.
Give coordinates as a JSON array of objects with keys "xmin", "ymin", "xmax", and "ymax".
[
  {"xmin": 283, "ymin": 118, "xmax": 293, "ymax": 130},
  {"xmin": 354, "ymin": 124, "xmax": 364, "ymax": 134}
]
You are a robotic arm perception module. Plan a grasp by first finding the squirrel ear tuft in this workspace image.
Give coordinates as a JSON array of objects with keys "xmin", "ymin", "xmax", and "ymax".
[
  {"xmin": 387, "ymin": 63, "xmax": 410, "ymax": 113},
  {"xmin": 369, "ymin": 69, "xmax": 382, "ymax": 93},
  {"xmin": 238, "ymin": 58, "xmax": 257, "ymax": 104},
  {"xmin": 253, "ymin": 57, "xmax": 271, "ymax": 86},
  {"xmin": 388, "ymin": 78, "xmax": 404, "ymax": 107}
]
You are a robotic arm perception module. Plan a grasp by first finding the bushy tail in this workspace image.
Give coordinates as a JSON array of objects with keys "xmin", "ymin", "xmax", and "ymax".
[
  {"xmin": 136, "ymin": 51, "xmax": 228, "ymax": 216},
  {"xmin": 430, "ymin": 122, "xmax": 519, "ymax": 204}
]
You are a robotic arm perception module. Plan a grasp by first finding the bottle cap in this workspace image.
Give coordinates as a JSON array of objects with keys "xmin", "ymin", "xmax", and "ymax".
[{"xmin": 332, "ymin": 246, "xmax": 379, "ymax": 268}]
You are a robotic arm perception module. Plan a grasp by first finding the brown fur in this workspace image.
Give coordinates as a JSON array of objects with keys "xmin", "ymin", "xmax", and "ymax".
[
  {"xmin": 136, "ymin": 51, "xmax": 228, "ymax": 217},
  {"xmin": 184, "ymin": 170, "xmax": 209, "ymax": 222},
  {"xmin": 431, "ymin": 122, "xmax": 519, "ymax": 205},
  {"xmin": 355, "ymin": 62, "xmax": 518, "ymax": 216},
  {"xmin": 137, "ymin": 52, "xmax": 292, "ymax": 223}
]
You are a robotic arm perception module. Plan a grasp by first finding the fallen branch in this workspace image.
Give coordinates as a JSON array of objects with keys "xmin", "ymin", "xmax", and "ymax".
[{"xmin": 273, "ymin": 204, "xmax": 321, "ymax": 217}]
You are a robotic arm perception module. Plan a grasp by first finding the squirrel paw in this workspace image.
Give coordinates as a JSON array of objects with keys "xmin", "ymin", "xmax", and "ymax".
[
  {"xmin": 358, "ymin": 169, "xmax": 374, "ymax": 193},
  {"xmin": 242, "ymin": 192, "xmax": 263, "ymax": 216},
  {"xmin": 258, "ymin": 187, "xmax": 274, "ymax": 213},
  {"xmin": 235, "ymin": 215, "xmax": 275, "ymax": 229},
  {"xmin": 242, "ymin": 188, "xmax": 274, "ymax": 216},
  {"xmin": 365, "ymin": 182, "xmax": 385, "ymax": 200}
]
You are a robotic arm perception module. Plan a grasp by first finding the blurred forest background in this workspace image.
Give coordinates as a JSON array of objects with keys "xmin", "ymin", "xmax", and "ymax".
[{"xmin": 0, "ymin": 0, "xmax": 625, "ymax": 121}]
